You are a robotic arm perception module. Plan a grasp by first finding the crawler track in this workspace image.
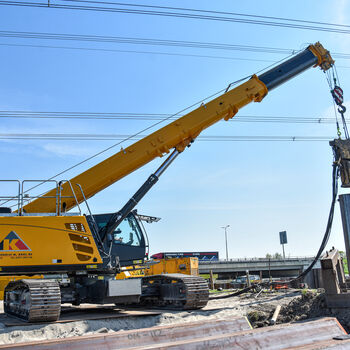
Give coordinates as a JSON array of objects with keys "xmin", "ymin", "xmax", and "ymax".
[
  {"xmin": 4, "ymin": 279, "xmax": 61, "ymax": 322},
  {"xmin": 140, "ymin": 273, "xmax": 209, "ymax": 310}
]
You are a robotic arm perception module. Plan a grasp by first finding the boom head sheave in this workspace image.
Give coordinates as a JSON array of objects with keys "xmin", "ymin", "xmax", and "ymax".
[{"xmin": 309, "ymin": 42, "xmax": 334, "ymax": 71}]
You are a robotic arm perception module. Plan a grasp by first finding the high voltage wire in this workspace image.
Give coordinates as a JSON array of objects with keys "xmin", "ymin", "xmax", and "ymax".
[
  {"xmin": 61, "ymin": 0, "xmax": 350, "ymax": 30},
  {"xmin": 0, "ymin": 133, "xmax": 334, "ymax": 141},
  {"xmin": 0, "ymin": 111, "xmax": 348, "ymax": 125},
  {"xmin": 0, "ymin": 43, "xmax": 277, "ymax": 63},
  {"xmin": 0, "ymin": 1, "xmax": 350, "ymax": 35},
  {"xmin": 1, "ymin": 31, "xmax": 349, "ymax": 68},
  {"xmin": 0, "ymin": 30, "xmax": 349, "ymax": 59},
  {"xmin": 1, "ymin": 43, "xmax": 349, "ymax": 69},
  {"xmin": 0, "ymin": 31, "xmax": 300, "ymax": 53}
]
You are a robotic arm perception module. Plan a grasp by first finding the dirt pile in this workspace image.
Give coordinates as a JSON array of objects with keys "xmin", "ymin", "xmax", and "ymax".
[{"xmin": 248, "ymin": 291, "xmax": 350, "ymax": 332}]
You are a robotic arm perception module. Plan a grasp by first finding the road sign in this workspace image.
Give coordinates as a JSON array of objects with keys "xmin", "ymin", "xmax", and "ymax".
[{"xmin": 279, "ymin": 231, "xmax": 287, "ymax": 245}]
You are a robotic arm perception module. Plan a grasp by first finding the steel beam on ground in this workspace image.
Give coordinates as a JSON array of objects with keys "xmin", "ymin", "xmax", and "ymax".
[
  {"xmin": 2, "ymin": 317, "xmax": 346, "ymax": 350},
  {"xmin": 0, "ymin": 317, "xmax": 251, "ymax": 350}
]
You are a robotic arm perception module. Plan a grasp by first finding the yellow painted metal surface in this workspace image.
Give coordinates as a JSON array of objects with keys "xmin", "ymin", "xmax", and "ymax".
[
  {"xmin": 145, "ymin": 257, "xmax": 199, "ymax": 276},
  {"xmin": 0, "ymin": 216, "xmax": 102, "ymax": 268},
  {"xmin": 116, "ymin": 267, "xmax": 144, "ymax": 279},
  {"xmin": 0, "ymin": 275, "xmax": 43, "ymax": 299},
  {"xmin": 23, "ymin": 76, "xmax": 269, "ymax": 214},
  {"xmin": 309, "ymin": 42, "xmax": 334, "ymax": 70},
  {"xmin": 115, "ymin": 257, "xmax": 199, "ymax": 279}
]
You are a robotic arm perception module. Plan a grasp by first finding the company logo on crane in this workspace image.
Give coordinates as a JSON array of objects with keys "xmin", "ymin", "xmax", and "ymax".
[{"xmin": 0, "ymin": 231, "xmax": 31, "ymax": 251}]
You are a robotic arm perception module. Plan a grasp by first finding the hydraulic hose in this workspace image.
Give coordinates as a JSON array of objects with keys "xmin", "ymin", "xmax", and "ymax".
[{"xmin": 210, "ymin": 161, "xmax": 339, "ymax": 300}]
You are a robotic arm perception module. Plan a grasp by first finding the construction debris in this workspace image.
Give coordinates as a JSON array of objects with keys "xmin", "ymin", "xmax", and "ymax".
[{"xmin": 269, "ymin": 305, "xmax": 281, "ymax": 325}]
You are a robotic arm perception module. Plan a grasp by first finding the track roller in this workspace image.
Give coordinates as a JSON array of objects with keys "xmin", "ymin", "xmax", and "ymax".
[
  {"xmin": 4, "ymin": 279, "xmax": 61, "ymax": 322},
  {"xmin": 141, "ymin": 273, "xmax": 209, "ymax": 310}
]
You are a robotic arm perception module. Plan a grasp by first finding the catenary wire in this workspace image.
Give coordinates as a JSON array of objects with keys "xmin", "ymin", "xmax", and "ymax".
[
  {"xmin": 1, "ymin": 1, "xmax": 350, "ymax": 35},
  {"xmin": 0, "ymin": 111, "xmax": 349, "ymax": 124},
  {"xmin": 2, "ymin": 41, "xmax": 350, "ymax": 69},
  {"xmin": 62, "ymin": 0, "xmax": 350, "ymax": 30},
  {"xmin": 0, "ymin": 30, "xmax": 349, "ymax": 59},
  {"xmin": 0, "ymin": 43, "xmax": 276, "ymax": 63},
  {"xmin": 0, "ymin": 134, "xmax": 336, "ymax": 141}
]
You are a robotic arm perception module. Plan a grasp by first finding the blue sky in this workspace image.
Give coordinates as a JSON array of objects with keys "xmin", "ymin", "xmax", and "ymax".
[{"xmin": 1, "ymin": 0, "xmax": 350, "ymax": 258}]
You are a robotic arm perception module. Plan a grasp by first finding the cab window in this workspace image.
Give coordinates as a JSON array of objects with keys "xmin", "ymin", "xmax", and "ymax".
[{"xmin": 94, "ymin": 213, "xmax": 143, "ymax": 247}]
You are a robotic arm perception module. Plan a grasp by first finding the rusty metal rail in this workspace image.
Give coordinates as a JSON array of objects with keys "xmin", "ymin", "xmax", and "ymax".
[
  {"xmin": 130, "ymin": 318, "xmax": 347, "ymax": 350},
  {"xmin": 0, "ymin": 317, "xmax": 348, "ymax": 350},
  {"xmin": 0, "ymin": 317, "xmax": 251, "ymax": 349}
]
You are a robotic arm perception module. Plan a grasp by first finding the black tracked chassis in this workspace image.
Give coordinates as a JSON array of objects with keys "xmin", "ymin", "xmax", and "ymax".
[
  {"xmin": 3, "ymin": 274, "xmax": 209, "ymax": 322},
  {"xmin": 140, "ymin": 274, "xmax": 209, "ymax": 310},
  {"xmin": 4, "ymin": 279, "xmax": 61, "ymax": 322}
]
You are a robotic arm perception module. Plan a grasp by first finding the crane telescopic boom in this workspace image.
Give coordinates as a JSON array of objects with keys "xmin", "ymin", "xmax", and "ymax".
[{"xmin": 23, "ymin": 42, "xmax": 333, "ymax": 214}]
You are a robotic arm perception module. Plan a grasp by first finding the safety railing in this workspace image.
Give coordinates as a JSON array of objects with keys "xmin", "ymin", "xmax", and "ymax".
[
  {"xmin": 0, "ymin": 179, "xmax": 82, "ymax": 216},
  {"xmin": 0, "ymin": 180, "xmax": 21, "ymax": 214}
]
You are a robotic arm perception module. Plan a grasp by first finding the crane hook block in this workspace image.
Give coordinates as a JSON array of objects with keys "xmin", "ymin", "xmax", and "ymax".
[{"xmin": 330, "ymin": 138, "xmax": 350, "ymax": 187}]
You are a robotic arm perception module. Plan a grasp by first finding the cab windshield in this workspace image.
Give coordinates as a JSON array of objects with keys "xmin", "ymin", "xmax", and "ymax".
[{"xmin": 93, "ymin": 213, "xmax": 144, "ymax": 247}]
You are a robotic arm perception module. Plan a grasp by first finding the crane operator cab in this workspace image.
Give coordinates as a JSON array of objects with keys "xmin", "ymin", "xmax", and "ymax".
[{"xmin": 88, "ymin": 212, "xmax": 147, "ymax": 267}]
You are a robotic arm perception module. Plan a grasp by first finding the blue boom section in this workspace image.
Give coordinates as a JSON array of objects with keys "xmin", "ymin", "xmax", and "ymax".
[{"xmin": 258, "ymin": 48, "xmax": 318, "ymax": 91}]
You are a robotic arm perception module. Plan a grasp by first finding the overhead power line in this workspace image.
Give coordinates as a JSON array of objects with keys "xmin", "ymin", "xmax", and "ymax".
[
  {"xmin": 0, "ymin": 1, "xmax": 350, "ymax": 35},
  {"xmin": 0, "ymin": 30, "xmax": 300, "ymax": 53},
  {"xmin": 1, "ymin": 42, "xmax": 349, "ymax": 68},
  {"xmin": 0, "ymin": 30, "xmax": 349, "ymax": 59},
  {"xmin": 0, "ymin": 133, "xmax": 334, "ymax": 142},
  {"xmin": 1, "ymin": 31, "xmax": 349, "ymax": 67},
  {"xmin": 0, "ymin": 43, "xmax": 277, "ymax": 63},
  {"xmin": 61, "ymin": 0, "xmax": 350, "ymax": 30},
  {"xmin": 0, "ymin": 111, "xmax": 348, "ymax": 125}
]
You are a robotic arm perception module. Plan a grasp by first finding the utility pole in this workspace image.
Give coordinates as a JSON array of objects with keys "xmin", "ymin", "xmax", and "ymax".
[{"xmin": 221, "ymin": 225, "xmax": 230, "ymax": 261}]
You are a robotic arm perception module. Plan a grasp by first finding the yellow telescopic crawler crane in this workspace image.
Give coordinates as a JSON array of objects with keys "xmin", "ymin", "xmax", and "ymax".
[{"xmin": 0, "ymin": 42, "xmax": 333, "ymax": 322}]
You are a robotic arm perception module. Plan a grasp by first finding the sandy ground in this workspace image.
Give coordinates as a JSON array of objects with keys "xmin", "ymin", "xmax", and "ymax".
[{"xmin": 0, "ymin": 290, "xmax": 301, "ymax": 345}]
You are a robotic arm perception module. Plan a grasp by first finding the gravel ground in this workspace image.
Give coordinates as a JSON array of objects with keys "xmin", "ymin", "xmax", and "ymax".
[{"xmin": 0, "ymin": 290, "xmax": 303, "ymax": 345}]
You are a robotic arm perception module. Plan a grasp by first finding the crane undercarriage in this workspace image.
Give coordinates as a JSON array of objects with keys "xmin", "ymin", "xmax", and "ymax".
[{"xmin": 4, "ymin": 274, "xmax": 209, "ymax": 322}]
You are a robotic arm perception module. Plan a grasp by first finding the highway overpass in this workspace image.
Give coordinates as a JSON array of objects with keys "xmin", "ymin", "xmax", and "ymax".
[{"xmin": 199, "ymin": 257, "xmax": 318, "ymax": 279}]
